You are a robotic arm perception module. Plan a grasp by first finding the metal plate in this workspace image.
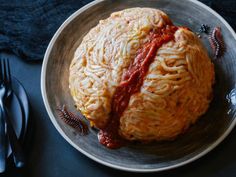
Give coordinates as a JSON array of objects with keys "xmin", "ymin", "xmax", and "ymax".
[{"xmin": 41, "ymin": 0, "xmax": 236, "ymax": 172}]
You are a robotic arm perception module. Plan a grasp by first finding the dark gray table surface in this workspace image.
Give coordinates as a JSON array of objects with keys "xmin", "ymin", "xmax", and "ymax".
[{"xmin": 1, "ymin": 1, "xmax": 236, "ymax": 177}]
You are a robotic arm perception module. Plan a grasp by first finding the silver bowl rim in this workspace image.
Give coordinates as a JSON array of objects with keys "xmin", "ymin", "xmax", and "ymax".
[{"xmin": 41, "ymin": 0, "xmax": 236, "ymax": 172}]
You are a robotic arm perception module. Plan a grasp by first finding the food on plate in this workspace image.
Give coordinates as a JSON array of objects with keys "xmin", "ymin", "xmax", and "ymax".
[
  {"xmin": 208, "ymin": 26, "xmax": 225, "ymax": 59},
  {"xmin": 57, "ymin": 105, "xmax": 88, "ymax": 135},
  {"xmin": 69, "ymin": 8, "xmax": 215, "ymax": 148}
]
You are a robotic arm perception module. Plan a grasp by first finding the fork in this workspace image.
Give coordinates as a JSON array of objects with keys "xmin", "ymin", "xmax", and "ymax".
[{"xmin": 0, "ymin": 59, "xmax": 25, "ymax": 168}]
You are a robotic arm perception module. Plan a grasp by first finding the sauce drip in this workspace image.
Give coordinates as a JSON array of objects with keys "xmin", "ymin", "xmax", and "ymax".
[{"xmin": 98, "ymin": 25, "xmax": 178, "ymax": 149}]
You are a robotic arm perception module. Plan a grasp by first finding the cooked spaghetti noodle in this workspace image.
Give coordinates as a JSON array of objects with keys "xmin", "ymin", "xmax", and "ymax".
[{"xmin": 69, "ymin": 8, "xmax": 215, "ymax": 144}]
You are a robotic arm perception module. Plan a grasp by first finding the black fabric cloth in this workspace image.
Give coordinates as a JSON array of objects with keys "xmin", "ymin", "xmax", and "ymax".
[
  {"xmin": 0, "ymin": 0, "xmax": 93, "ymax": 61},
  {"xmin": 0, "ymin": 0, "xmax": 235, "ymax": 61}
]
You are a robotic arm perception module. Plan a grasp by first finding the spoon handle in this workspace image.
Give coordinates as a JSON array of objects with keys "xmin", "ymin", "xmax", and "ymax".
[
  {"xmin": 2, "ymin": 105, "xmax": 25, "ymax": 168},
  {"xmin": 0, "ymin": 108, "xmax": 6, "ymax": 173}
]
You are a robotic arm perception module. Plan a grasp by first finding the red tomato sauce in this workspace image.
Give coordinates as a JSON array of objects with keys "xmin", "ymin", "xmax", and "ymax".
[{"xmin": 98, "ymin": 25, "xmax": 178, "ymax": 149}]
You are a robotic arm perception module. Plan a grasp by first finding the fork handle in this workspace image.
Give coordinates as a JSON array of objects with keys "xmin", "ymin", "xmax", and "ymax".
[
  {"xmin": 1, "ymin": 104, "xmax": 25, "ymax": 168},
  {"xmin": 0, "ymin": 108, "xmax": 6, "ymax": 173}
]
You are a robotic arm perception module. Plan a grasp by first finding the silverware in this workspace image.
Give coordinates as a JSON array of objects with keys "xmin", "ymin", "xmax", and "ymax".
[
  {"xmin": 0, "ymin": 59, "xmax": 25, "ymax": 168},
  {"xmin": 0, "ymin": 96, "xmax": 6, "ymax": 173}
]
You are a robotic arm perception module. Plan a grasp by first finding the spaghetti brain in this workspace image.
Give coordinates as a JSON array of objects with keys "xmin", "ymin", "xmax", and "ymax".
[{"xmin": 69, "ymin": 8, "xmax": 215, "ymax": 148}]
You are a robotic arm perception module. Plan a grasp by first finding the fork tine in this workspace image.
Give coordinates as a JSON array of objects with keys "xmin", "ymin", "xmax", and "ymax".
[
  {"xmin": 2, "ymin": 59, "xmax": 7, "ymax": 83},
  {"xmin": 0, "ymin": 59, "xmax": 3, "ymax": 82},
  {"xmin": 6, "ymin": 59, "xmax": 11, "ymax": 87}
]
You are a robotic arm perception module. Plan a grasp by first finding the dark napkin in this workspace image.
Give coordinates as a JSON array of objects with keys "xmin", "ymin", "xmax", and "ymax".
[
  {"xmin": 0, "ymin": 0, "xmax": 235, "ymax": 61},
  {"xmin": 0, "ymin": 0, "xmax": 93, "ymax": 61}
]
